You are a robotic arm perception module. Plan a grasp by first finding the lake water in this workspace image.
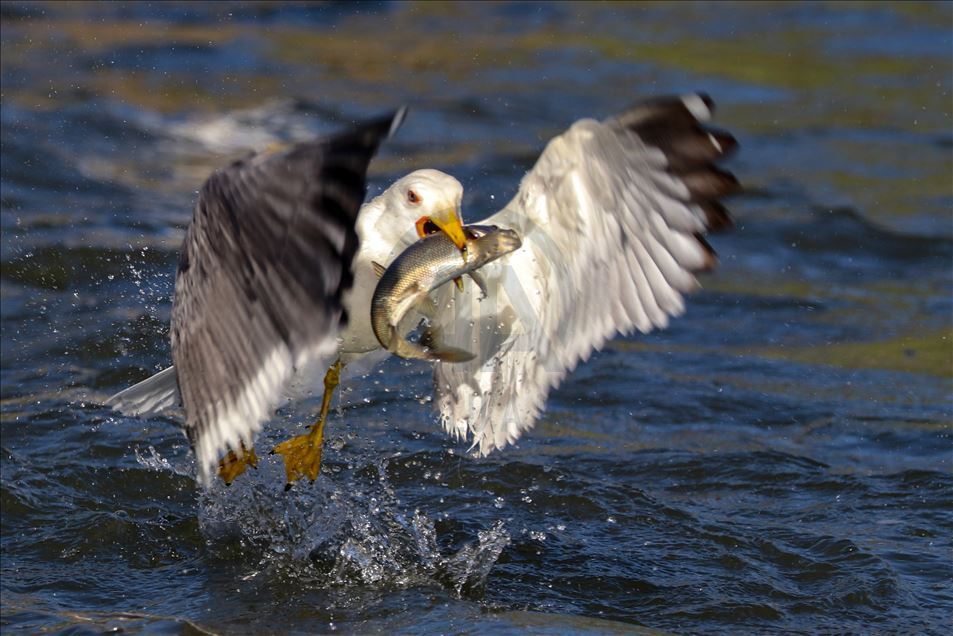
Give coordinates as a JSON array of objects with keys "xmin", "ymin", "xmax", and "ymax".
[{"xmin": 2, "ymin": 2, "xmax": 951, "ymax": 634}]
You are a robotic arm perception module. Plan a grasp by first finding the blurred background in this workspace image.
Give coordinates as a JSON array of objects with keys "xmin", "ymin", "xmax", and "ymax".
[{"xmin": 1, "ymin": 2, "xmax": 950, "ymax": 634}]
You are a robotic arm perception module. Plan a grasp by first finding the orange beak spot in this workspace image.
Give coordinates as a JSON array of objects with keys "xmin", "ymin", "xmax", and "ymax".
[
  {"xmin": 415, "ymin": 210, "xmax": 467, "ymax": 254},
  {"xmin": 415, "ymin": 216, "xmax": 431, "ymax": 239}
]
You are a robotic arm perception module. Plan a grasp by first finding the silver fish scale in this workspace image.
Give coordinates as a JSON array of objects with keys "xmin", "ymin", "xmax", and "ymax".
[{"xmin": 371, "ymin": 225, "xmax": 521, "ymax": 356}]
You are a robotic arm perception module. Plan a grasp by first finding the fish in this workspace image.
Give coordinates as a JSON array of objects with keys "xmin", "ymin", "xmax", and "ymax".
[{"xmin": 371, "ymin": 224, "xmax": 522, "ymax": 362}]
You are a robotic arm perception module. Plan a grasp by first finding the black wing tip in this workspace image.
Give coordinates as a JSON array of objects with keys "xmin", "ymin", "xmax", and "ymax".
[
  {"xmin": 349, "ymin": 106, "xmax": 408, "ymax": 146},
  {"xmin": 693, "ymin": 92, "xmax": 714, "ymax": 116},
  {"xmin": 617, "ymin": 91, "xmax": 716, "ymax": 130},
  {"xmin": 693, "ymin": 232, "xmax": 719, "ymax": 271},
  {"xmin": 699, "ymin": 201, "xmax": 735, "ymax": 232},
  {"xmin": 708, "ymin": 127, "xmax": 738, "ymax": 157},
  {"xmin": 619, "ymin": 92, "xmax": 740, "ymax": 241},
  {"xmin": 388, "ymin": 106, "xmax": 408, "ymax": 139}
]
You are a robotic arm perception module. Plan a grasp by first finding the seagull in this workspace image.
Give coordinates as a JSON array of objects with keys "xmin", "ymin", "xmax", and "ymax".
[
  {"xmin": 107, "ymin": 93, "xmax": 738, "ymax": 488},
  {"xmin": 107, "ymin": 109, "xmax": 472, "ymax": 486}
]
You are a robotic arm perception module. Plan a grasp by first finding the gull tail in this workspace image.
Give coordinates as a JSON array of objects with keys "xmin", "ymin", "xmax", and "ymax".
[{"xmin": 105, "ymin": 366, "xmax": 181, "ymax": 416}]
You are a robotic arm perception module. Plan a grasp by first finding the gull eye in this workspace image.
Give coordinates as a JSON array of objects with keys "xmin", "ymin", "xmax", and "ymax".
[{"xmin": 407, "ymin": 189, "xmax": 420, "ymax": 204}]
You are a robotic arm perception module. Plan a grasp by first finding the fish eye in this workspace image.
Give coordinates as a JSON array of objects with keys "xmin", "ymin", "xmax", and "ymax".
[{"xmin": 407, "ymin": 189, "xmax": 420, "ymax": 204}]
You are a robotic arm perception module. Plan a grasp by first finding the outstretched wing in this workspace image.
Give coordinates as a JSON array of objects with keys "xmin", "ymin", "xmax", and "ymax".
[
  {"xmin": 430, "ymin": 94, "xmax": 738, "ymax": 454},
  {"xmin": 171, "ymin": 109, "xmax": 406, "ymax": 484}
]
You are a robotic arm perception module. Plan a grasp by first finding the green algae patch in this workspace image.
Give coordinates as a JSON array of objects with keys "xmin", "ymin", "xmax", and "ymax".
[
  {"xmin": 700, "ymin": 275, "xmax": 821, "ymax": 301},
  {"xmin": 611, "ymin": 329, "xmax": 953, "ymax": 379},
  {"xmin": 757, "ymin": 330, "xmax": 953, "ymax": 378}
]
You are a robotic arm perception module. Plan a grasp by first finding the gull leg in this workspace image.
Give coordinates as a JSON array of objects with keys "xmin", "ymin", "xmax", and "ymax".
[
  {"xmin": 217, "ymin": 441, "xmax": 259, "ymax": 485},
  {"xmin": 272, "ymin": 359, "xmax": 344, "ymax": 489}
]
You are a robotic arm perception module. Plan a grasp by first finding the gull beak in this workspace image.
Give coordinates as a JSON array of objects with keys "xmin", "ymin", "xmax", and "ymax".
[{"xmin": 419, "ymin": 208, "xmax": 467, "ymax": 252}]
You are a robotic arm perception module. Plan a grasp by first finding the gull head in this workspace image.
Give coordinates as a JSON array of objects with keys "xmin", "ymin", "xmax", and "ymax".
[{"xmin": 386, "ymin": 169, "xmax": 466, "ymax": 250}]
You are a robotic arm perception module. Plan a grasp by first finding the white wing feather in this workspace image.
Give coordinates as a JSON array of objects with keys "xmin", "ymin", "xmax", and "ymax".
[
  {"xmin": 105, "ymin": 366, "xmax": 180, "ymax": 416},
  {"xmin": 431, "ymin": 95, "xmax": 736, "ymax": 454}
]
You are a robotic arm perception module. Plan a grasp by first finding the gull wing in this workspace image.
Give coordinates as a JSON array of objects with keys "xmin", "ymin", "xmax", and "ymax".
[
  {"xmin": 430, "ymin": 94, "xmax": 738, "ymax": 454},
  {"xmin": 171, "ymin": 109, "xmax": 405, "ymax": 484}
]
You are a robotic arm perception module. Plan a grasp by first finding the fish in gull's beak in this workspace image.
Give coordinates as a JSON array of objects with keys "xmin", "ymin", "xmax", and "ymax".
[{"xmin": 416, "ymin": 207, "xmax": 467, "ymax": 253}]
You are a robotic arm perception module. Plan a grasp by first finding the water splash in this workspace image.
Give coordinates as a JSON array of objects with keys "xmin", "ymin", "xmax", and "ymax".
[
  {"xmin": 193, "ymin": 455, "xmax": 510, "ymax": 596},
  {"xmin": 440, "ymin": 520, "xmax": 510, "ymax": 596},
  {"xmin": 134, "ymin": 444, "xmax": 190, "ymax": 477}
]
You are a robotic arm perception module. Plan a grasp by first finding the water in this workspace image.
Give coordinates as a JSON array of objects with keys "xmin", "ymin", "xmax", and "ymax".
[{"xmin": 2, "ymin": 2, "xmax": 951, "ymax": 633}]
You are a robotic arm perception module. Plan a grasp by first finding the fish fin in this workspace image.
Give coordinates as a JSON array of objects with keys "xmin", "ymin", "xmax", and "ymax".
[
  {"xmin": 468, "ymin": 271, "xmax": 488, "ymax": 299},
  {"xmin": 392, "ymin": 289, "xmax": 428, "ymax": 326},
  {"xmin": 387, "ymin": 326, "xmax": 408, "ymax": 355},
  {"xmin": 416, "ymin": 294, "xmax": 439, "ymax": 320},
  {"xmin": 372, "ymin": 261, "xmax": 387, "ymax": 278},
  {"xmin": 453, "ymin": 276, "xmax": 464, "ymax": 292},
  {"xmin": 420, "ymin": 324, "xmax": 476, "ymax": 363}
]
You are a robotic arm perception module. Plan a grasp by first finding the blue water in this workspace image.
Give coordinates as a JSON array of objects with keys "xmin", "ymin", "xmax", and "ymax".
[{"xmin": 2, "ymin": 2, "xmax": 951, "ymax": 634}]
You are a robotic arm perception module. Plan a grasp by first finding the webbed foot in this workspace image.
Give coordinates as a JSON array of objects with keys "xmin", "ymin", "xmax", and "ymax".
[
  {"xmin": 270, "ymin": 359, "xmax": 342, "ymax": 489},
  {"xmin": 272, "ymin": 427, "xmax": 324, "ymax": 489},
  {"xmin": 218, "ymin": 443, "xmax": 258, "ymax": 485}
]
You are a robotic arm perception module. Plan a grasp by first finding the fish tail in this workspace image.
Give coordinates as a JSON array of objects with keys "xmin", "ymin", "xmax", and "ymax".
[
  {"xmin": 385, "ymin": 325, "xmax": 429, "ymax": 361},
  {"xmin": 419, "ymin": 325, "xmax": 476, "ymax": 363},
  {"xmin": 428, "ymin": 346, "xmax": 476, "ymax": 363},
  {"xmin": 391, "ymin": 337, "xmax": 432, "ymax": 361},
  {"xmin": 391, "ymin": 334, "xmax": 474, "ymax": 363}
]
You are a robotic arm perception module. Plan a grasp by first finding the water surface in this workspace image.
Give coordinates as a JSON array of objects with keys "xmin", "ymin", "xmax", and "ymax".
[{"xmin": 2, "ymin": 2, "xmax": 951, "ymax": 634}]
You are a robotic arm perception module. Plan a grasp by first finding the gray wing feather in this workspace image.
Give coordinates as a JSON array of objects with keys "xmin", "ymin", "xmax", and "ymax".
[{"xmin": 171, "ymin": 110, "xmax": 405, "ymax": 484}]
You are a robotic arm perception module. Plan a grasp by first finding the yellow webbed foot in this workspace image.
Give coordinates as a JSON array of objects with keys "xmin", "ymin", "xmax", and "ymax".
[
  {"xmin": 218, "ymin": 443, "xmax": 258, "ymax": 485},
  {"xmin": 272, "ymin": 358, "xmax": 341, "ymax": 490},
  {"xmin": 272, "ymin": 431, "xmax": 323, "ymax": 490}
]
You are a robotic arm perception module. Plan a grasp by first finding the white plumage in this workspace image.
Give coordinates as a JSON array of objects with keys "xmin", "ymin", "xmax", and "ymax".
[
  {"xmin": 430, "ymin": 96, "xmax": 737, "ymax": 454},
  {"xmin": 107, "ymin": 93, "xmax": 738, "ymax": 482}
]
